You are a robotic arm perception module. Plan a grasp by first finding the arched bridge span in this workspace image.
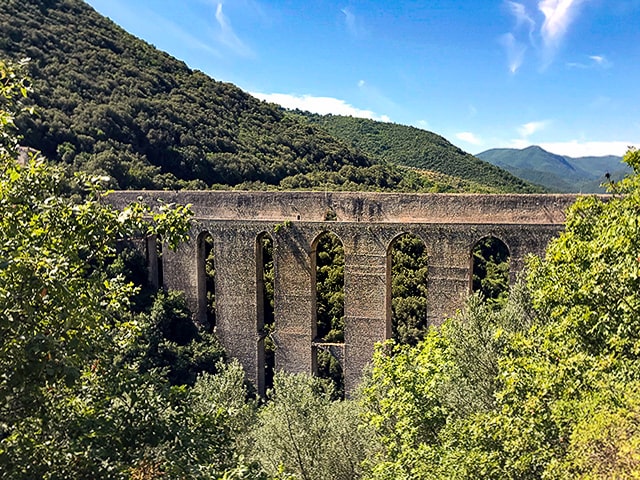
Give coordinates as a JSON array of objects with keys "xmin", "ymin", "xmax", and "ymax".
[{"xmin": 107, "ymin": 191, "xmax": 579, "ymax": 395}]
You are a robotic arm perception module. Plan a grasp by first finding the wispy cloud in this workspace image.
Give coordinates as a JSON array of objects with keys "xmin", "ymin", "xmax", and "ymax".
[
  {"xmin": 501, "ymin": 0, "xmax": 588, "ymax": 72},
  {"xmin": 250, "ymin": 92, "xmax": 391, "ymax": 121},
  {"xmin": 500, "ymin": 33, "xmax": 527, "ymax": 73},
  {"xmin": 507, "ymin": 1, "xmax": 536, "ymax": 37},
  {"xmin": 456, "ymin": 132, "xmax": 484, "ymax": 146},
  {"xmin": 341, "ymin": 7, "xmax": 368, "ymax": 38},
  {"xmin": 567, "ymin": 54, "xmax": 611, "ymax": 69},
  {"xmin": 539, "ymin": 0, "xmax": 584, "ymax": 48},
  {"xmin": 214, "ymin": 2, "xmax": 253, "ymax": 56}
]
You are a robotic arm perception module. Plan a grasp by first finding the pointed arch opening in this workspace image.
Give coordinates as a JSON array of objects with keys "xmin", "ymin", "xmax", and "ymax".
[
  {"xmin": 313, "ymin": 231, "xmax": 345, "ymax": 398},
  {"xmin": 471, "ymin": 236, "xmax": 511, "ymax": 310},
  {"xmin": 197, "ymin": 231, "xmax": 216, "ymax": 329},
  {"xmin": 389, "ymin": 232, "xmax": 429, "ymax": 346},
  {"xmin": 257, "ymin": 232, "xmax": 275, "ymax": 393}
]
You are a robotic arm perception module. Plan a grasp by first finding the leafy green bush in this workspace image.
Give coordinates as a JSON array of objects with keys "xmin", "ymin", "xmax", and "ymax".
[{"xmin": 251, "ymin": 372, "xmax": 372, "ymax": 480}]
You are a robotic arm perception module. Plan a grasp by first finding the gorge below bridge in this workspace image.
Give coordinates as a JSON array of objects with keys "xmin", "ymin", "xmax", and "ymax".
[{"xmin": 108, "ymin": 191, "xmax": 579, "ymax": 395}]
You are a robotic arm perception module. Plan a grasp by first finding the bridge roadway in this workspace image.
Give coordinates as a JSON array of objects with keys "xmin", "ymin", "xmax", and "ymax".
[{"xmin": 107, "ymin": 191, "xmax": 580, "ymax": 395}]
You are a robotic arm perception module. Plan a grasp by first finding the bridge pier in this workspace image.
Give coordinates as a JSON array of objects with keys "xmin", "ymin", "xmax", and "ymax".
[
  {"xmin": 343, "ymin": 229, "xmax": 391, "ymax": 395},
  {"xmin": 271, "ymin": 225, "xmax": 315, "ymax": 378}
]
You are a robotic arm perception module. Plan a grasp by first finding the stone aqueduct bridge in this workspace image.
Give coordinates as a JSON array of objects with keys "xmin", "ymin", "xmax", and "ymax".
[{"xmin": 108, "ymin": 191, "xmax": 578, "ymax": 395}]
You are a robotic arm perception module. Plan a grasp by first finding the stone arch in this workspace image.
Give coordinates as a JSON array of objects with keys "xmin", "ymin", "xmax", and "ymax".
[
  {"xmin": 387, "ymin": 231, "xmax": 429, "ymax": 345},
  {"xmin": 311, "ymin": 230, "xmax": 345, "ymax": 396},
  {"xmin": 196, "ymin": 230, "xmax": 216, "ymax": 327},
  {"xmin": 470, "ymin": 235, "xmax": 511, "ymax": 308},
  {"xmin": 256, "ymin": 231, "xmax": 275, "ymax": 393}
]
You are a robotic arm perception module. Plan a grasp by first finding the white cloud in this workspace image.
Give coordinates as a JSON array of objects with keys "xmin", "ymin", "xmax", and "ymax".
[
  {"xmin": 250, "ymin": 92, "xmax": 391, "ymax": 121},
  {"xmin": 518, "ymin": 120, "xmax": 549, "ymax": 137},
  {"xmin": 215, "ymin": 2, "xmax": 252, "ymax": 56},
  {"xmin": 415, "ymin": 120, "xmax": 430, "ymax": 130},
  {"xmin": 456, "ymin": 132, "xmax": 484, "ymax": 146},
  {"xmin": 503, "ymin": 139, "xmax": 637, "ymax": 157},
  {"xmin": 538, "ymin": 141, "xmax": 637, "ymax": 157}
]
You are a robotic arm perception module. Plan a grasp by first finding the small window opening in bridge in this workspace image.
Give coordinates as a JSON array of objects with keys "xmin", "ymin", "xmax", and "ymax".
[
  {"xmin": 390, "ymin": 233, "xmax": 429, "ymax": 346},
  {"xmin": 197, "ymin": 232, "xmax": 216, "ymax": 329},
  {"xmin": 145, "ymin": 235, "xmax": 161, "ymax": 289},
  {"xmin": 314, "ymin": 231, "xmax": 345, "ymax": 398},
  {"xmin": 471, "ymin": 237, "xmax": 510, "ymax": 310},
  {"xmin": 257, "ymin": 233, "xmax": 275, "ymax": 393},
  {"xmin": 155, "ymin": 236, "xmax": 164, "ymax": 289}
]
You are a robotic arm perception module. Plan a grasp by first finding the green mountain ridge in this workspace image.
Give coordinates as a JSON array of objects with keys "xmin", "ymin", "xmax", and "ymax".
[
  {"xmin": 302, "ymin": 113, "xmax": 542, "ymax": 193},
  {"xmin": 477, "ymin": 145, "xmax": 628, "ymax": 193},
  {"xmin": 1, "ymin": 0, "xmax": 540, "ymax": 193}
]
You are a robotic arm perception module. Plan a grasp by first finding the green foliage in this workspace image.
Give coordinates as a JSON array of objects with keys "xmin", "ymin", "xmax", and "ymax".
[
  {"xmin": 390, "ymin": 233, "xmax": 429, "ymax": 345},
  {"xmin": 472, "ymin": 237, "xmax": 511, "ymax": 310},
  {"xmin": 315, "ymin": 233, "xmax": 345, "ymax": 343},
  {"xmin": 360, "ymin": 285, "xmax": 533, "ymax": 479},
  {"xmin": 1, "ymin": 359, "xmax": 257, "ymax": 479},
  {"xmin": 123, "ymin": 291, "xmax": 226, "ymax": 386},
  {"xmin": 0, "ymin": 57, "xmax": 32, "ymax": 156},
  {"xmin": 0, "ymin": 60, "xmax": 261, "ymax": 478},
  {"xmin": 251, "ymin": 372, "xmax": 372, "ymax": 480},
  {"xmin": 314, "ymin": 233, "xmax": 346, "ymax": 396},
  {"xmin": 0, "ymin": 153, "xmax": 189, "ymax": 428}
]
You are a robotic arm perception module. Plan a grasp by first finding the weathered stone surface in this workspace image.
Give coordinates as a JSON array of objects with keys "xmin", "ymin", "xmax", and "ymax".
[{"xmin": 107, "ymin": 191, "xmax": 584, "ymax": 395}]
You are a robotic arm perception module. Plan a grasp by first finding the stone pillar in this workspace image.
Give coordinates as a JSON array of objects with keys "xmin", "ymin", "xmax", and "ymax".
[
  {"xmin": 162, "ymin": 231, "xmax": 200, "ymax": 320},
  {"xmin": 213, "ymin": 227, "xmax": 263, "ymax": 391},
  {"xmin": 272, "ymin": 225, "xmax": 315, "ymax": 376},
  {"xmin": 424, "ymin": 229, "xmax": 471, "ymax": 326},
  {"xmin": 342, "ymin": 229, "xmax": 390, "ymax": 395}
]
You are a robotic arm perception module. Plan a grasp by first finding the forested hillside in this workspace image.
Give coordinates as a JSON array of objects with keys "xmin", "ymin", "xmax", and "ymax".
[
  {"xmin": 302, "ymin": 113, "xmax": 543, "ymax": 192},
  {"xmin": 0, "ymin": 0, "xmax": 540, "ymax": 193}
]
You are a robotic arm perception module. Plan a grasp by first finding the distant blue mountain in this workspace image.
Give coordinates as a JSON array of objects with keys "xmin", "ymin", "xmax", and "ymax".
[{"xmin": 476, "ymin": 145, "xmax": 629, "ymax": 193}]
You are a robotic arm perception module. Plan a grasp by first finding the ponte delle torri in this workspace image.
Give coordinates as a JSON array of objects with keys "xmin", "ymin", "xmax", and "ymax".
[{"xmin": 107, "ymin": 191, "xmax": 578, "ymax": 395}]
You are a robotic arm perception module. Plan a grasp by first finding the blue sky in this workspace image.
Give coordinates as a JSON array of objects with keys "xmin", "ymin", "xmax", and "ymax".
[{"xmin": 84, "ymin": 0, "xmax": 639, "ymax": 157}]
